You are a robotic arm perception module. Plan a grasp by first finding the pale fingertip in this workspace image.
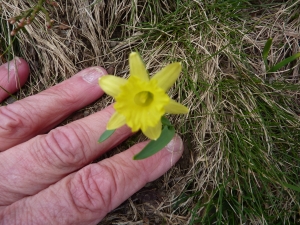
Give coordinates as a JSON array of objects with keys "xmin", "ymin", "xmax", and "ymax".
[
  {"xmin": 82, "ymin": 67, "xmax": 107, "ymax": 85},
  {"xmin": 2, "ymin": 57, "xmax": 30, "ymax": 79},
  {"xmin": 0, "ymin": 57, "xmax": 30, "ymax": 102},
  {"xmin": 165, "ymin": 133, "xmax": 184, "ymax": 154}
]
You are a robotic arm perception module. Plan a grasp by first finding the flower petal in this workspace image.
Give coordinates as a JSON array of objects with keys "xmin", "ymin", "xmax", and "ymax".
[
  {"xmin": 99, "ymin": 75, "xmax": 127, "ymax": 98},
  {"xmin": 107, "ymin": 112, "xmax": 127, "ymax": 130},
  {"xmin": 164, "ymin": 99, "xmax": 189, "ymax": 114},
  {"xmin": 142, "ymin": 121, "xmax": 162, "ymax": 140},
  {"xmin": 151, "ymin": 62, "xmax": 181, "ymax": 91},
  {"xmin": 129, "ymin": 52, "xmax": 149, "ymax": 81}
]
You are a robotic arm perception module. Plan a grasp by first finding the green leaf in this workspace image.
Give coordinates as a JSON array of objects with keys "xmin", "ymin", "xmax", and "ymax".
[
  {"xmin": 268, "ymin": 52, "xmax": 300, "ymax": 73},
  {"xmin": 282, "ymin": 183, "xmax": 300, "ymax": 192},
  {"xmin": 161, "ymin": 115, "xmax": 172, "ymax": 126},
  {"xmin": 262, "ymin": 38, "xmax": 272, "ymax": 71},
  {"xmin": 98, "ymin": 129, "xmax": 115, "ymax": 143},
  {"xmin": 133, "ymin": 125, "xmax": 175, "ymax": 160}
]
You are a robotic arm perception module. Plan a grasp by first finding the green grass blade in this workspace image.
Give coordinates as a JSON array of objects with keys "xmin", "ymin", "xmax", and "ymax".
[
  {"xmin": 282, "ymin": 183, "xmax": 300, "ymax": 192},
  {"xmin": 262, "ymin": 38, "xmax": 272, "ymax": 71},
  {"xmin": 268, "ymin": 52, "xmax": 300, "ymax": 72},
  {"xmin": 98, "ymin": 129, "xmax": 115, "ymax": 143},
  {"xmin": 133, "ymin": 125, "xmax": 175, "ymax": 160}
]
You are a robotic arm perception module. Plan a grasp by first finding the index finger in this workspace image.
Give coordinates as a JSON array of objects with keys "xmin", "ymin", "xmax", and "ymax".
[{"xmin": 0, "ymin": 66, "xmax": 106, "ymax": 151}]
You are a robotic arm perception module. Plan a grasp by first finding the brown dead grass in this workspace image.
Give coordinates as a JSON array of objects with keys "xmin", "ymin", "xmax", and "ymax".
[{"xmin": 1, "ymin": 0, "xmax": 300, "ymax": 224}]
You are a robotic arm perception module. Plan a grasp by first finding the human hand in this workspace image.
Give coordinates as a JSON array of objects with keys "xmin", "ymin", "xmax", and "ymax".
[{"xmin": 0, "ymin": 58, "xmax": 184, "ymax": 224}]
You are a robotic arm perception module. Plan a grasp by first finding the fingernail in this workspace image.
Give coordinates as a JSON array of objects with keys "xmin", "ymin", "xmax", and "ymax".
[
  {"xmin": 166, "ymin": 134, "xmax": 184, "ymax": 153},
  {"xmin": 4, "ymin": 57, "xmax": 22, "ymax": 72},
  {"xmin": 82, "ymin": 67, "xmax": 106, "ymax": 85}
]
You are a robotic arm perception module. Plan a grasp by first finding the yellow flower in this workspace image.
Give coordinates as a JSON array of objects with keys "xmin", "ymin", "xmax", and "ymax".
[{"xmin": 99, "ymin": 52, "xmax": 188, "ymax": 140}]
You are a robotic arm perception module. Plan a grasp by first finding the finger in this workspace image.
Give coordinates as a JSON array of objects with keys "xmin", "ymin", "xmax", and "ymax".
[
  {"xmin": 0, "ymin": 57, "xmax": 30, "ymax": 102},
  {"xmin": 0, "ymin": 105, "xmax": 132, "ymax": 205},
  {"xmin": 0, "ymin": 66, "xmax": 107, "ymax": 151},
  {"xmin": 1, "ymin": 135, "xmax": 183, "ymax": 225}
]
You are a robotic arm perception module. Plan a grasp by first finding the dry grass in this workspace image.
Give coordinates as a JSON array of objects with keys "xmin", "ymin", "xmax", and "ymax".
[{"xmin": 1, "ymin": 0, "xmax": 300, "ymax": 224}]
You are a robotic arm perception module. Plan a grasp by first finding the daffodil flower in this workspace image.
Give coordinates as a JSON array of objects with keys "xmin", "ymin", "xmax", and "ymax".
[{"xmin": 99, "ymin": 52, "xmax": 188, "ymax": 140}]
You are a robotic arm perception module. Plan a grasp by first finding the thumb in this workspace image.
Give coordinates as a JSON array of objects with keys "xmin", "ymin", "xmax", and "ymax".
[{"xmin": 2, "ymin": 135, "xmax": 184, "ymax": 225}]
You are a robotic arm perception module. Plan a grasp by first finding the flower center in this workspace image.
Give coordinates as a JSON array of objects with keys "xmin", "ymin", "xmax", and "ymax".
[{"xmin": 134, "ymin": 91, "xmax": 154, "ymax": 106}]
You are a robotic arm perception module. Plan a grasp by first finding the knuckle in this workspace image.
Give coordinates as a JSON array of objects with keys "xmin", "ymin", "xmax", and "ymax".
[
  {"xmin": 0, "ymin": 104, "xmax": 32, "ymax": 136},
  {"xmin": 69, "ymin": 164, "xmax": 118, "ymax": 215},
  {"xmin": 38, "ymin": 124, "xmax": 88, "ymax": 168}
]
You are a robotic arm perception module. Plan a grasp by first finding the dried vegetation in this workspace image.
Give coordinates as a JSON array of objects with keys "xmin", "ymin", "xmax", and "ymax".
[{"xmin": 1, "ymin": 0, "xmax": 300, "ymax": 224}]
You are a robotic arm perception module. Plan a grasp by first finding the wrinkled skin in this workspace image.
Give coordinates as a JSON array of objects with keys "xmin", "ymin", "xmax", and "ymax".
[{"xmin": 0, "ymin": 58, "xmax": 183, "ymax": 225}]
